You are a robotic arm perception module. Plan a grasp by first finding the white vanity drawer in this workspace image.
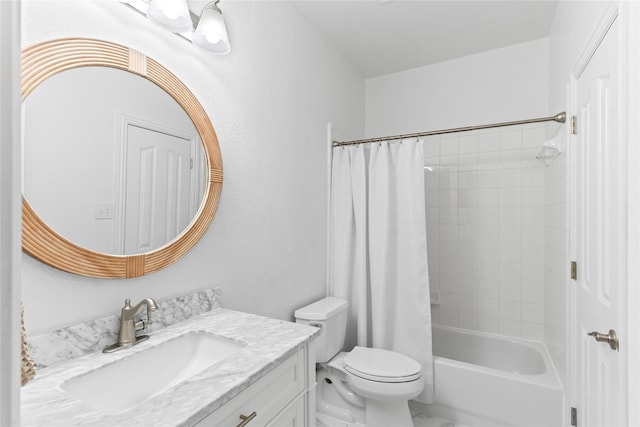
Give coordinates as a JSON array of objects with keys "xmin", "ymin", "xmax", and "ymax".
[{"xmin": 196, "ymin": 349, "xmax": 305, "ymax": 427}]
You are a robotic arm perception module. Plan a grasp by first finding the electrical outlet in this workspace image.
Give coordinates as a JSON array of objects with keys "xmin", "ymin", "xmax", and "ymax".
[{"xmin": 95, "ymin": 202, "xmax": 114, "ymax": 220}]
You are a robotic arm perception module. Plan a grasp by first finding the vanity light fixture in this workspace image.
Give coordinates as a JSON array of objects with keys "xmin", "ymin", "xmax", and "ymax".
[
  {"xmin": 122, "ymin": 0, "xmax": 231, "ymax": 55},
  {"xmin": 147, "ymin": 0, "xmax": 192, "ymax": 33},
  {"xmin": 192, "ymin": 1, "xmax": 231, "ymax": 54}
]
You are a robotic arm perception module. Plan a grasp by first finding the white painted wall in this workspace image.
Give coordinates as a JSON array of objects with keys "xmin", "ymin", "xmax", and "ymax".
[
  {"xmin": 365, "ymin": 38, "xmax": 549, "ymax": 138},
  {"xmin": 365, "ymin": 38, "xmax": 550, "ymax": 340},
  {"xmin": 21, "ymin": 0, "xmax": 364, "ymax": 335}
]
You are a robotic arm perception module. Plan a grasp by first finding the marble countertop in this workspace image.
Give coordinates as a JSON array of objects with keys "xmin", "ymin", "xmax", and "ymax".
[{"xmin": 21, "ymin": 308, "xmax": 320, "ymax": 427}]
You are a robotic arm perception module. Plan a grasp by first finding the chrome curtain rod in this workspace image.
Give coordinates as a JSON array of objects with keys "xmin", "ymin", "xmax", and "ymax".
[{"xmin": 332, "ymin": 112, "xmax": 567, "ymax": 147}]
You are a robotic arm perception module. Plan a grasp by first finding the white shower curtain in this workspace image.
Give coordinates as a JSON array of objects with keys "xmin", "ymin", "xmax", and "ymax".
[{"xmin": 330, "ymin": 139, "xmax": 433, "ymax": 403}]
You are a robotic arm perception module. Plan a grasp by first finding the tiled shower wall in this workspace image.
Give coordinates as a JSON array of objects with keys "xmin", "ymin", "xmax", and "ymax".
[{"xmin": 425, "ymin": 123, "xmax": 550, "ymax": 340}]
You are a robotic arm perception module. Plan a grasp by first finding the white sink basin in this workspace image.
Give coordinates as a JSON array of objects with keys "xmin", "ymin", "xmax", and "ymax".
[{"xmin": 61, "ymin": 331, "xmax": 246, "ymax": 414}]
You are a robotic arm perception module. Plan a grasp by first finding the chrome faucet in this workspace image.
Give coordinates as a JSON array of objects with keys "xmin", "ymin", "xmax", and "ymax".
[{"xmin": 103, "ymin": 298, "xmax": 158, "ymax": 353}]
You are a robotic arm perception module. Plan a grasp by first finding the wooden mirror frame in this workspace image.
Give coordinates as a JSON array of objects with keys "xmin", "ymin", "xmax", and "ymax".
[{"xmin": 22, "ymin": 38, "xmax": 223, "ymax": 278}]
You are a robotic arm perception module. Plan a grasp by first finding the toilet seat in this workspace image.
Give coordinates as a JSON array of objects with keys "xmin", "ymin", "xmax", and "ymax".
[{"xmin": 343, "ymin": 346, "xmax": 422, "ymax": 383}]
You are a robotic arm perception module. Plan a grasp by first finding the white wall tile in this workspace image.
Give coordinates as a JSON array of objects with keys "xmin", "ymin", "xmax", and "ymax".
[
  {"xmin": 522, "ymin": 167, "xmax": 546, "ymax": 187},
  {"xmin": 500, "ymin": 300, "xmax": 522, "ymax": 320},
  {"xmin": 522, "ymin": 264, "xmax": 545, "ymax": 286},
  {"xmin": 459, "ymin": 171, "xmax": 479, "ymax": 188},
  {"xmin": 440, "ymin": 155, "xmax": 459, "ymax": 170},
  {"xmin": 440, "ymin": 189, "xmax": 459, "ymax": 207},
  {"xmin": 439, "ymin": 241, "xmax": 458, "ymax": 259},
  {"xmin": 440, "ymin": 136, "xmax": 459, "ymax": 156},
  {"xmin": 439, "ymin": 309, "xmax": 458, "ymax": 327},
  {"xmin": 426, "ymin": 207, "xmax": 440, "ymax": 224},
  {"xmin": 500, "ymin": 263, "xmax": 522, "ymax": 282},
  {"xmin": 478, "ymin": 152, "xmax": 502, "ymax": 170},
  {"xmin": 458, "ymin": 242, "xmax": 479, "ymax": 260},
  {"xmin": 440, "ymin": 207, "xmax": 459, "ymax": 224},
  {"xmin": 522, "ymin": 303, "xmax": 544, "ymax": 323},
  {"xmin": 478, "ymin": 188, "xmax": 501, "ymax": 206},
  {"xmin": 440, "ymin": 171, "xmax": 459, "ymax": 189},
  {"xmin": 500, "ymin": 150, "xmax": 522, "ymax": 169},
  {"xmin": 478, "ymin": 170, "xmax": 501, "ymax": 188},
  {"xmin": 479, "ymin": 133, "xmax": 500, "ymax": 152},
  {"xmin": 500, "ymin": 187, "xmax": 522, "ymax": 206},
  {"xmin": 522, "ymin": 187, "xmax": 545, "ymax": 206},
  {"xmin": 459, "ymin": 153, "xmax": 479, "ymax": 172},
  {"xmin": 522, "ymin": 206, "xmax": 545, "ymax": 227},
  {"xmin": 478, "ymin": 277, "xmax": 500, "ymax": 298},
  {"xmin": 425, "ymin": 171, "xmax": 440, "ymax": 191},
  {"xmin": 458, "ymin": 311, "xmax": 479, "ymax": 330},
  {"xmin": 522, "ymin": 285, "xmax": 544, "ymax": 305},
  {"xmin": 522, "ymin": 148, "xmax": 542, "ymax": 168},
  {"xmin": 423, "ymin": 137, "xmax": 440, "ymax": 157},
  {"xmin": 500, "ymin": 282, "xmax": 522, "ymax": 302},
  {"xmin": 521, "ymin": 322, "xmax": 544, "ymax": 341},
  {"xmin": 458, "ymin": 224, "xmax": 478, "ymax": 242},
  {"xmin": 477, "ymin": 246, "xmax": 500, "ymax": 263},
  {"xmin": 459, "ymin": 189, "xmax": 479, "ymax": 207},
  {"xmin": 439, "ymin": 291, "xmax": 459, "ymax": 310},
  {"xmin": 501, "ymin": 206, "xmax": 522, "ymax": 225},
  {"xmin": 500, "ymin": 130, "xmax": 522, "ymax": 151},
  {"xmin": 440, "ymin": 275, "xmax": 459, "ymax": 294},
  {"xmin": 428, "ymin": 125, "xmax": 549, "ymax": 340},
  {"xmin": 459, "ymin": 276, "xmax": 479, "ymax": 296},
  {"xmin": 478, "ymin": 298, "xmax": 500, "ymax": 316},
  {"xmin": 522, "ymin": 127, "xmax": 547, "ymax": 149},
  {"xmin": 500, "ymin": 318, "xmax": 522, "ymax": 336},
  {"xmin": 458, "ymin": 207, "xmax": 477, "ymax": 225},
  {"xmin": 459, "ymin": 134, "xmax": 479, "ymax": 154},
  {"xmin": 500, "ymin": 169, "xmax": 522, "ymax": 188},
  {"xmin": 478, "ymin": 315, "xmax": 501, "ymax": 334},
  {"xmin": 500, "ymin": 245, "xmax": 522, "ymax": 264}
]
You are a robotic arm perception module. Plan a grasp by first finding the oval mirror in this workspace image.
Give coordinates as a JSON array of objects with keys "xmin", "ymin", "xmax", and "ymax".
[{"xmin": 22, "ymin": 38, "xmax": 223, "ymax": 278}]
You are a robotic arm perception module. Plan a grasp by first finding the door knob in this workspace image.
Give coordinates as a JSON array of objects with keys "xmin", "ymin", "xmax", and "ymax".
[{"xmin": 587, "ymin": 329, "xmax": 619, "ymax": 351}]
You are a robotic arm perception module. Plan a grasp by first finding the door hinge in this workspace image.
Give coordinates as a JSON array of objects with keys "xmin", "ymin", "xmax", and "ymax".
[
  {"xmin": 571, "ymin": 261, "xmax": 577, "ymax": 280},
  {"xmin": 190, "ymin": 158, "xmax": 194, "ymax": 169},
  {"xmin": 571, "ymin": 115, "xmax": 578, "ymax": 134},
  {"xmin": 571, "ymin": 407, "xmax": 578, "ymax": 426}
]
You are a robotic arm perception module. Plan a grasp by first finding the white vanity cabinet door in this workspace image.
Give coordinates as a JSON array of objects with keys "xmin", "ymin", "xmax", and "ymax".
[
  {"xmin": 266, "ymin": 397, "xmax": 304, "ymax": 427},
  {"xmin": 196, "ymin": 349, "xmax": 306, "ymax": 427}
]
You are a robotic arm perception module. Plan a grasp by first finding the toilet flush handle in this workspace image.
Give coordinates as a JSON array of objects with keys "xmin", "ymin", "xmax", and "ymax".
[{"xmin": 309, "ymin": 322, "xmax": 323, "ymax": 329}]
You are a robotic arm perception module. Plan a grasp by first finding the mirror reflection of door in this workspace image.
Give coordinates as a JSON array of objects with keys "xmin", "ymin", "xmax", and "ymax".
[
  {"xmin": 23, "ymin": 66, "xmax": 207, "ymax": 255},
  {"xmin": 120, "ymin": 124, "xmax": 193, "ymax": 254}
]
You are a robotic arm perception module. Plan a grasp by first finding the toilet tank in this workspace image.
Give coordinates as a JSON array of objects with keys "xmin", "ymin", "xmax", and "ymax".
[{"xmin": 294, "ymin": 297, "xmax": 348, "ymax": 363}]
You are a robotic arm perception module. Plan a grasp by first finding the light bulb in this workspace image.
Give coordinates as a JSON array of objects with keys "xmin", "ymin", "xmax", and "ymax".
[
  {"xmin": 147, "ymin": 0, "xmax": 192, "ymax": 33},
  {"xmin": 192, "ymin": 2, "xmax": 230, "ymax": 54}
]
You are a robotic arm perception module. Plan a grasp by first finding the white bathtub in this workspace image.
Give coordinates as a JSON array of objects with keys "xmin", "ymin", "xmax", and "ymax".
[{"xmin": 424, "ymin": 325, "xmax": 564, "ymax": 427}]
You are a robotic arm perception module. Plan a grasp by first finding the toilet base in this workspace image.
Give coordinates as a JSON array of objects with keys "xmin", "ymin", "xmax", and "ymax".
[
  {"xmin": 317, "ymin": 364, "xmax": 417, "ymax": 427},
  {"xmin": 317, "ymin": 412, "xmax": 365, "ymax": 427},
  {"xmin": 365, "ymin": 399, "xmax": 413, "ymax": 427}
]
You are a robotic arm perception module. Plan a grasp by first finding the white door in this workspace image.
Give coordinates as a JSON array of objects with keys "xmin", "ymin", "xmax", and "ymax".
[
  {"xmin": 123, "ymin": 124, "xmax": 192, "ymax": 254},
  {"xmin": 573, "ymin": 17, "xmax": 624, "ymax": 427}
]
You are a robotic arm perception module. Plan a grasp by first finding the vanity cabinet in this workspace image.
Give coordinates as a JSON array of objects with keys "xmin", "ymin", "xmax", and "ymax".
[{"xmin": 196, "ymin": 345, "xmax": 316, "ymax": 427}]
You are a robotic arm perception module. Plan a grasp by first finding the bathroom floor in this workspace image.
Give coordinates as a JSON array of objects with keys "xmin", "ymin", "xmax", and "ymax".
[
  {"xmin": 316, "ymin": 414, "xmax": 462, "ymax": 427},
  {"xmin": 411, "ymin": 414, "xmax": 458, "ymax": 427}
]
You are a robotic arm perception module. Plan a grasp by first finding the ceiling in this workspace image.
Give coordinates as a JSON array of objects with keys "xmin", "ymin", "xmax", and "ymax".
[{"xmin": 292, "ymin": 0, "xmax": 558, "ymax": 78}]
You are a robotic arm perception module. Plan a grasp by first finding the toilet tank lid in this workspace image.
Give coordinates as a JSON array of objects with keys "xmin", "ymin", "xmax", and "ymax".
[{"xmin": 294, "ymin": 297, "xmax": 348, "ymax": 321}]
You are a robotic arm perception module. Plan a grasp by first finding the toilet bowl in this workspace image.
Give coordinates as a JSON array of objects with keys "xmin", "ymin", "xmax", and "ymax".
[{"xmin": 295, "ymin": 297, "xmax": 424, "ymax": 427}]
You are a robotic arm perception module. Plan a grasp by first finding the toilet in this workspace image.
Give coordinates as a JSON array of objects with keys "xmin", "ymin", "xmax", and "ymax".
[{"xmin": 295, "ymin": 297, "xmax": 424, "ymax": 427}]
